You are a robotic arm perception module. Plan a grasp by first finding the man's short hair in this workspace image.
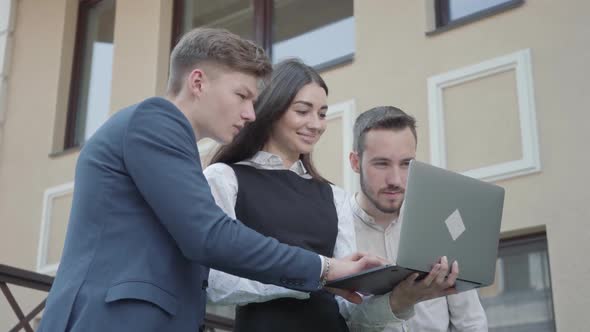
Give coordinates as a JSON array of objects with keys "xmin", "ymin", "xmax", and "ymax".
[
  {"xmin": 353, "ymin": 106, "xmax": 417, "ymax": 156},
  {"xmin": 166, "ymin": 27, "xmax": 272, "ymax": 96}
]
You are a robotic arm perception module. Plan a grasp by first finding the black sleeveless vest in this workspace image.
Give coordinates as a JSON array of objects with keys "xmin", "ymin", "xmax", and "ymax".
[{"xmin": 230, "ymin": 164, "xmax": 349, "ymax": 332}]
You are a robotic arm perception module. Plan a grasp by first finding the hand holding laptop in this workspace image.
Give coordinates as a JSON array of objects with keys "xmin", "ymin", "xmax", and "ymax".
[{"xmin": 389, "ymin": 256, "xmax": 459, "ymax": 315}]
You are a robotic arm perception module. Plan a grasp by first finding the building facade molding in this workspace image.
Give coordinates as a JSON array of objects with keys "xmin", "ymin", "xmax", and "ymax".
[
  {"xmin": 0, "ymin": 0, "xmax": 17, "ymax": 126},
  {"xmin": 37, "ymin": 181, "xmax": 74, "ymax": 275},
  {"xmin": 326, "ymin": 99, "xmax": 356, "ymax": 192},
  {"xmin": 427, "ymin": 48, "xmax": 541, "ymax": 182}
]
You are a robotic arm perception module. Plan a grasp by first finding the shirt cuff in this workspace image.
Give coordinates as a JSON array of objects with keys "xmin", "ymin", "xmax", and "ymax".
[
  {"xmin": 367, "ymin": 293, "xmax": 415, "ymax": 323},
  {"xmin": 391, "ymin": 303, "xmax": 415, "ymax": 321}
]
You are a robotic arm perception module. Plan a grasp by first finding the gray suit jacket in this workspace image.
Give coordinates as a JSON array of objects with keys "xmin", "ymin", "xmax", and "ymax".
[{"xmin": 38, "ymin": 97, "xmax": 321, "ymax": 332}]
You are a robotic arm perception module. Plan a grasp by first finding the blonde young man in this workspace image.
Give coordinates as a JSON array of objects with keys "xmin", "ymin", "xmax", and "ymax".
[
  {"xmin": 346, "ymin": 106, "xmax": 488, "ymax": 331},
  {"xmin": 37, "ymin": 28, "xmax": 381, "ymax": 332}
]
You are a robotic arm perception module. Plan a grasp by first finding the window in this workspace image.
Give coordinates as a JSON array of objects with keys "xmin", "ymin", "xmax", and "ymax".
[
  {"xmin": 173, "ymin": 0, "xmax": 255, "ymax": 44},
  {"xmin": 173, "ymin": 0, "xmax": 354, "ymax": 70},
  {"xmin": 431, "ymin": 0, "xmax": 523, "ymax": 33},
  {"xmin": 64, "ymin": 0, "xmax": 115, "ymax": 149},
  {"xmin": 478, "ymin": 233, "xmax": 556, "ymax": 331},
  {"xmin": 0, "ymin": 0, "xmax": 16, "ymax": 126},
  {"xmin": 271, "ymin": 0, "xmax": 353, "ymax": 68}
]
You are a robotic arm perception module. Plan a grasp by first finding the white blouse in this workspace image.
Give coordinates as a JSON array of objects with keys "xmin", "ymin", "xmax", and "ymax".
[{"xmin": 203, "ymin": 151, "xmax": 407, "ymax": 331}]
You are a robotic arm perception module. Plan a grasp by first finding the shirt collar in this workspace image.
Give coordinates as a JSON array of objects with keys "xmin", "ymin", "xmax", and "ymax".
[
  {"xmin": 350, "ymin": 193, "xmax": 400, "ymax": 232},
  {"xmin": 246, "ymin": 151, "xmax": 308, "ymax": 176}
]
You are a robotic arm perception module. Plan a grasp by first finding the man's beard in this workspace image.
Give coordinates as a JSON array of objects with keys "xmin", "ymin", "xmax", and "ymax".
[{"xmin": 360, "ymin": 166, "xmax": 402, "ymax": 215}]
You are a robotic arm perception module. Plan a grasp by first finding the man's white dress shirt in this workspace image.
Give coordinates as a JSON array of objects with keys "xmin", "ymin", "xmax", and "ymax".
[{"xmin": 347, "ymin": 193, "xmax": 488, "ymax": 332}]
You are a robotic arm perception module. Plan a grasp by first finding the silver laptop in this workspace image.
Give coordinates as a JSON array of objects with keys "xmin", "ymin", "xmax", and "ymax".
[{"xmin": 325, "ymin": 160, "xmax": 505, "ymax": 294}]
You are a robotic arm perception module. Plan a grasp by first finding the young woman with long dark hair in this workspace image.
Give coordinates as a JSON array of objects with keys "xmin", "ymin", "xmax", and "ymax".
[
  {"xmin": 204, "ymin": 58, "xmax": 357, "ymax": 331},
  {"xmin": 203, "ymin": 59, "xmax": 427, "ymax": 331}
]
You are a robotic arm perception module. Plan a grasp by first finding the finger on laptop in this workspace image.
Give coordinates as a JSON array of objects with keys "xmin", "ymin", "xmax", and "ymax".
[
  {"xmin": 445, "ymin": 260, "xmax": 459, "ymax": 286},
  {"xmin": 347, "ymin": 252, "xmax": 390, "ymax": 265},
  {"xmin": 358, "ymin": 255, "xmax": 387, "ymax": 270},
  {"xmin": 401, "ymin": 272, "xmax": 420, "ymax": 287},
  {"xmin": 346, "ymin": 252, "xmax": 369, "ymax": 261},
  {"xmin": 434, "ymin": 256, "xmax": 449, "ymax": 286},
  {"xmin": 422, "ymin": 263, "xmax": 441, "ymax": 287}
]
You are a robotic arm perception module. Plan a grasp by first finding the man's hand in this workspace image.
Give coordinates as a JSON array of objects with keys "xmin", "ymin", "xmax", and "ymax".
[
  {"xmin": 324, "ymin": 252, "xmax": 389, "ymax": 304},
  {"xmin": 388, "ymin": 256, "xmax": 459, "ymax": 315}
]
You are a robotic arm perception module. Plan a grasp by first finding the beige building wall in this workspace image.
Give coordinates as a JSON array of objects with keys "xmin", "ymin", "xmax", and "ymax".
[
  {"xmin": 0, "ymin": 0, "xmax": 588, "ymax": 330},
  {"xmin": 0, "ymin": 0, "xmax": 173, "ymax": 328},
  {"xmin": 0, "ymin": 0, "xmax": 16, "ymax": 144},
  {"xmin": 320, "ymin": 1, "xmax": 589, "ymax": 331}
]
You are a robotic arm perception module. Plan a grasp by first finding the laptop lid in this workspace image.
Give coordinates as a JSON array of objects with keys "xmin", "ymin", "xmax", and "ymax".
[{"xmin": 396, "ymin": 160, "xmax": 505, "ymax": 286}]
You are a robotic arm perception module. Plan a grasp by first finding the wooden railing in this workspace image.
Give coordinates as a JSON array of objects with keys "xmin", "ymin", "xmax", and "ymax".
[{"xmin": 0, "ymin": 263, "xmax": 234, "ymax": 331}]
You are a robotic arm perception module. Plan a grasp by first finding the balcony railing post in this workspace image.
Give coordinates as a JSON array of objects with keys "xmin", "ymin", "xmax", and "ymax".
[{"xmin": 0, "ymin": 282, "xmax": 35, "ymax": 332}]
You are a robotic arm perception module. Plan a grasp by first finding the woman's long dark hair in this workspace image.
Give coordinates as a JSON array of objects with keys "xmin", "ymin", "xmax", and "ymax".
[{"xmin": 210, "ymin": 58, "xmax": 331, "ymax": 183}]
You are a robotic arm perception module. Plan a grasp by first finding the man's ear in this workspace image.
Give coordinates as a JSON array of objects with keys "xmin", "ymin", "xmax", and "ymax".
[
  {"xmin": 186, "ymin": 68, "xmax": 206, "ymax": 97},
  {"xmin": 349, "ymin": 151, "xmax": 361, "ymax": 174}
]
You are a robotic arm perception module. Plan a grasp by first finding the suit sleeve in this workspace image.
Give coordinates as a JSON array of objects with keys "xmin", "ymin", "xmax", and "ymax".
[{"xmin": 122, "ymin": 104, "xmax": 321, "ymax": 292}]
